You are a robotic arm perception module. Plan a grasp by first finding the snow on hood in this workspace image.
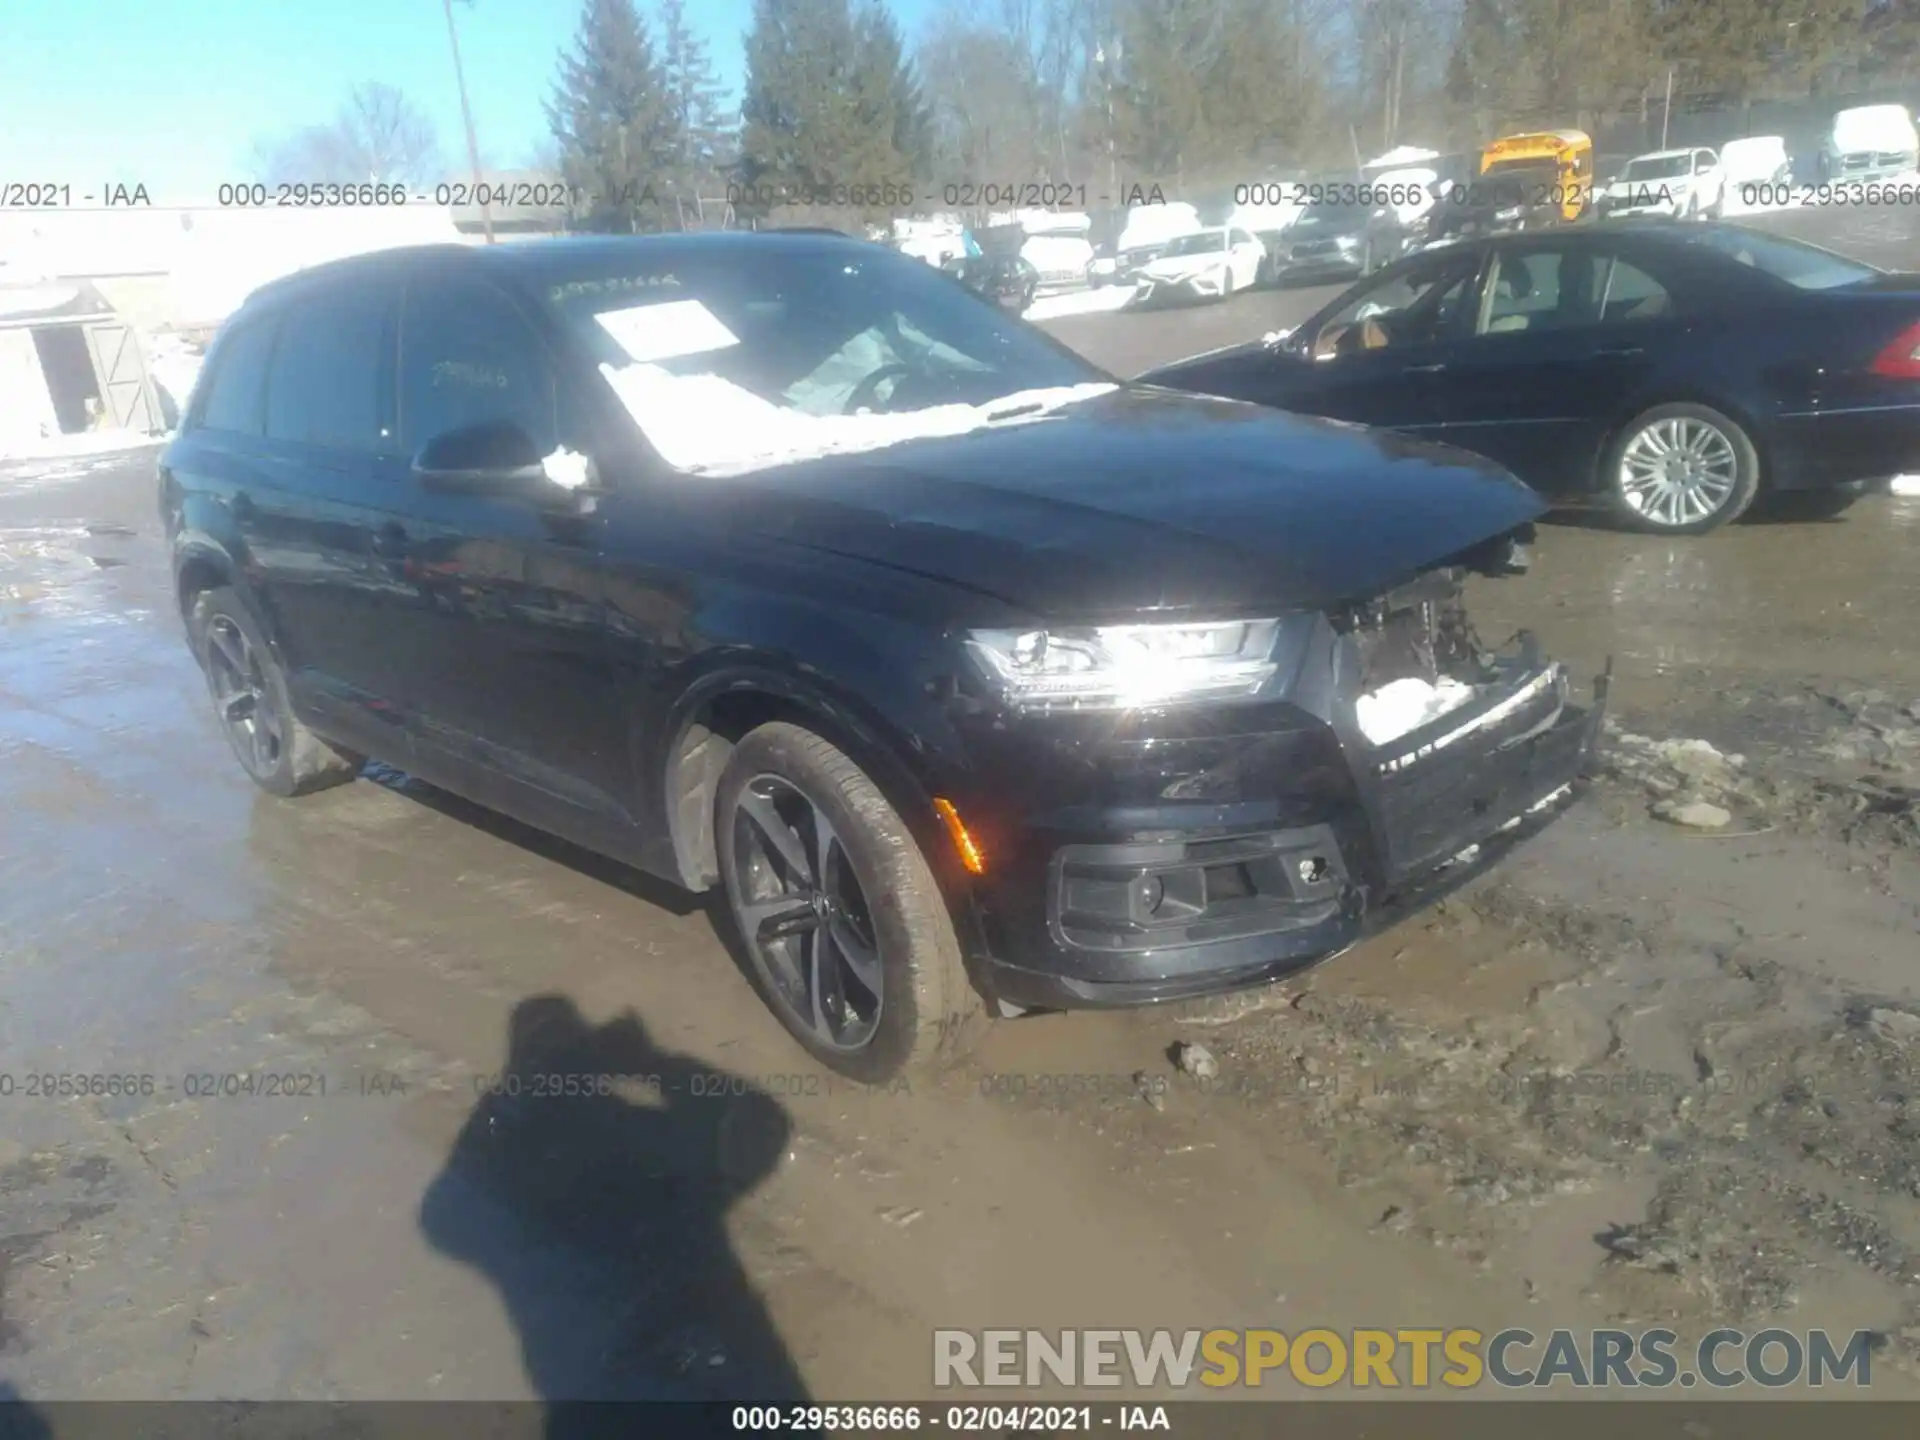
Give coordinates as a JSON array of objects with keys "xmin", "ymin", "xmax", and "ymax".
[
  {"xmin": 1831, "ymin": 105, "xmax": 1917, "ymax": 153},
  {"xmin": 1719, "ymin": 137, "xmax": 1788, "ymax": 176},
  {"xmin": 1365, "ymin": 145, "xmax": 1440, "ymax": 169},
  {"xmin": 599, "ymin": 364, "xmax": 1117, "ymax": 478},
  {"xmin": 1119, "ymin": 204, "xmax": 1202, "ymax": 252}
]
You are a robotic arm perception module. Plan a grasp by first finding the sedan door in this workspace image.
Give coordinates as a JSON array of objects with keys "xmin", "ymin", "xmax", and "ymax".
[
  {"xmin": 1256, "ymin": 249, "xmax": 1485, "ymax": 434},
  {"xmin": 1415, "ymin": 240, "xmax": 1683, "ymax": 490},
  {"xmin": 1228, "ymin": 228, "xmax": 1265, "ymax": 289}
]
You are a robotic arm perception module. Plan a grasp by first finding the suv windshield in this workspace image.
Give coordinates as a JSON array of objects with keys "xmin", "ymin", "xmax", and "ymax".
[
  {"xmin": 1623, "ymin": 154, "xmax": 1691, "ymax": 181},
  {"xmin": 1684, "ymin": 226, "xmax": 1880, "ymax": 290},
  {"xmin": 544, "ymin": 242, "xmax": 1104, "ymax": 472},
  {"xmin": 1164, "ymin": 230, "xmax": 1229, "ymax": 257}
]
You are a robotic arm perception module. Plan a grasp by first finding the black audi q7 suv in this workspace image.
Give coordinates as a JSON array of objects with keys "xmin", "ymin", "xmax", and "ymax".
[{"xmin": 161, "ymin": 232, "xmax": 1604, "ymax": 1081}]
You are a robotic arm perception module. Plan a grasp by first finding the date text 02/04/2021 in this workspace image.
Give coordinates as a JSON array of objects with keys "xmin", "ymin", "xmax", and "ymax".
[{"xmin": 728, "ymin": 1404, "xmax": 1170, "ymax": 1432}]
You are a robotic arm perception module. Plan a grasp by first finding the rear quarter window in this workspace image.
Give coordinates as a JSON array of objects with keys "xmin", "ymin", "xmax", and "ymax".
[{"xmin": 194, "ymin": 320, "xmax": 275, "ymax": 435}]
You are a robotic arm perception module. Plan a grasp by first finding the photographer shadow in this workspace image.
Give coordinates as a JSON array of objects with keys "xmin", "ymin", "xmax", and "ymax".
[{"xmin": 420, "ymin": 995, "xmax": 807, "ymax": 1432}]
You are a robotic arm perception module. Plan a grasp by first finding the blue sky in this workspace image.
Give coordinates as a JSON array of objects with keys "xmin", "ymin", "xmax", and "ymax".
[{"xmin": 1, "ymin": 0, "xmax": 933, "ymax": 199}]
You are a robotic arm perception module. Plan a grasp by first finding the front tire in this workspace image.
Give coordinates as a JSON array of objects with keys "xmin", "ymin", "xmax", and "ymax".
[
  {"xmin": 715, "ymin": 722, "xmax": 982, "ymax": 1084},
  {"xmin": 1604, "ymin": 402, "xmax": 1761, "ymax": 534},
  {"xmin": 190, "ymin": 587, "xmax": 361, "ymax": 796}
]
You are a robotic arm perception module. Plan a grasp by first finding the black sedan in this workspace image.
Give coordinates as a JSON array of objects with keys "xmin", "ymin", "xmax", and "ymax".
[{"xmin": 1144, "ymin": 220, "xmax": 1920, "ymax": 533}]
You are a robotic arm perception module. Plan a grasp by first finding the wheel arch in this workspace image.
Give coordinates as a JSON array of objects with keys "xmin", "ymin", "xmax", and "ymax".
[
  {"xmin": 173, "ymin": 540, "xmax": 235, "ymax": 625},
  {"xmin": 1591, "ymin": 388, "xmax": 1774, "ymax": 494},
  {"xmin": 654, "ymin": 664, "xmax": 969, "ymax": 907}
]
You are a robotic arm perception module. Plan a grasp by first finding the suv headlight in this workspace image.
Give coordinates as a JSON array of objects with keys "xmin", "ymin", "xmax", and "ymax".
[{"xmin": 964, "ymin": 620, "xmax": 1282, "ymax": 710}]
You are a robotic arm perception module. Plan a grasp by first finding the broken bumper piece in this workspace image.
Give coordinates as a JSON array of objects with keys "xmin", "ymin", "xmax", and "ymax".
[{"xmin": 965, "ymin": 642, "xmax": 1608, "ymax": 1013}]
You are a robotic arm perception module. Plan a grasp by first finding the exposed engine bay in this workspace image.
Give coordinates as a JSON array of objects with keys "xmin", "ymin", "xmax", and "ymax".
[{"xmin": 1334, "ymin": 526, "xmax": 1579, "ymax": 759}]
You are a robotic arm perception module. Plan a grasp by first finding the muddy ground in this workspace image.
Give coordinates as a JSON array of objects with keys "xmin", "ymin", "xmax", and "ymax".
[{"xmin": 2, "ymin": 207, "xmax": 1919, "ymax": 1408}]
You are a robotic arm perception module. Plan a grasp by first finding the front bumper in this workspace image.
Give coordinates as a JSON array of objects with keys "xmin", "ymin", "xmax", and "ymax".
[
  {"xmin": 1137, "ymin": 269, "xmax": 1230, "ymax": 302},
  {"xmin": 1277, "ymin": 248, "xmax": 1364, "ymax": 281},
  {"xmin": 957, "ymin": 642, "xmax": 1609, "ymax": 1011}
]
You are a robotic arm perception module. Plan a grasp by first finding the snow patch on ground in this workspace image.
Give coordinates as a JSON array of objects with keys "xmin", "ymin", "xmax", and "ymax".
[
  {"xmin": 1023, "ymin": 285, "xmax": 1138, "ymax": 322},
  {"xmin": 1, "ymin": 433, "xmax": 164, "ymax": 489}
]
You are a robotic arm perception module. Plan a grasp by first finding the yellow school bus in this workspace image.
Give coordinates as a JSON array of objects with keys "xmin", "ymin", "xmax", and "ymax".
[{"xmin": 1478, "ymin": 130, "xmax": 1594, "ymax": 222}]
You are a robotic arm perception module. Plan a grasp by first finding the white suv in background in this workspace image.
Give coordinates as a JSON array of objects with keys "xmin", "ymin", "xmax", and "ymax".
[{"xmin": 1600, "ymin": 147, "xmax": 1725, "ymax": 219}]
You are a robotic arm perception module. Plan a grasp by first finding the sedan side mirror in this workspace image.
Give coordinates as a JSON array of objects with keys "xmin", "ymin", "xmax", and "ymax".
[{"xmin": 412, "ymin": 420, "xmax": 550, "ymax": 495}]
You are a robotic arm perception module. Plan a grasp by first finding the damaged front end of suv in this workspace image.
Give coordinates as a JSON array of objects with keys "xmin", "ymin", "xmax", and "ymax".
[{"xmin": 951, "ymin": 522, "xmax": 1608, "ymax": 1014}]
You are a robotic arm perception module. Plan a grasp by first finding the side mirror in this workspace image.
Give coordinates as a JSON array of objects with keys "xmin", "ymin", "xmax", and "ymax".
[{"xmin": 412, "ymin": 420, "xmax": 549, "ymax": 495}]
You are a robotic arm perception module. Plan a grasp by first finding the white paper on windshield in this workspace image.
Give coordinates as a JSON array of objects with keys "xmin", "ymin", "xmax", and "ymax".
[
  {"xmin": 594, "ymin": 299, "xmax": 740, "ymax": 364},
  {"xmin": 598, "ymin": 361, "xmax": 1116, "ymax": 476}
]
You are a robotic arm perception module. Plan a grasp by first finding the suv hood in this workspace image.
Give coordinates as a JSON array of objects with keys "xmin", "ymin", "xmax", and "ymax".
[{"xmin": 719, "ymin": 387, "xmax": 1543, "ymax": 620}]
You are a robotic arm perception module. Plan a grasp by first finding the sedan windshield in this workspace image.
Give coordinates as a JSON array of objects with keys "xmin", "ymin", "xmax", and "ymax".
[
  {"xmin": 1683, "ymin": 226, "xmax": 1880, "ymax": 290},
  {"xmin": 544, "ymin": 242, "xmax": 1108, "ymax": 473},
  {"xmin": 1164, "ymin": 230, "xmax": 1229, "ymax": 257},
  {"xmin": 1623, "ymin": 155, "xmax": 1691, "ymax": 181}
]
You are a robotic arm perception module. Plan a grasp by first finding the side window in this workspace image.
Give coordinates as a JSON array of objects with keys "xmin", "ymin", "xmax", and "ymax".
[
  {"xmin": 1229, "ymin": 228, "xmax": 1255, "ymax": 249},
  {"xmin": 1597, "ymin": 257, "xmax": 1673, "ymax": 323},
  {"xmin": 1475, "ymin": 247, "xmax": 1604, "ymax": 335},
  {"xmin": 1310, "ymin": 257, "xmax": 1475, "ymax": 359},
  {"xmin": 196, "ymin": 319, "xmax": 275, "ymax": 436},
  {"xmin": 264, "ymin": 287, "xmax": 395, "ymax": 453},
  {"xmin": 398, "ymin": 277, "xmax": 557, "ymax": 455}
]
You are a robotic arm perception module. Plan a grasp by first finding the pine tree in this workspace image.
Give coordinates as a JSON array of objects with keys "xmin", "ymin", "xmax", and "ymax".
[
  {"xmin": 657, "ymin": 0, "xmax": 733, "ymax": 220},
  {"xmin": 855, "ymin": 2, "xmax": 931, "ymax": 183},
  {"xmin": 740, "ymin": 0, "xmax": 907, "ymax": 219},
  {"xmin": 546, "ymin": 0, "xmax": 677, "ymax": 231},
  {"xmin": 1110, "ymin": 0, "xmax": 1219, "ymax": 185}
]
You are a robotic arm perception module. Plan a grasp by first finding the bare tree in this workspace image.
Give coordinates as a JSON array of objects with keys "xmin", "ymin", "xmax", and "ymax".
[{"xmin": 251, "ymin": 82, "xmax": 447, "ymax": 185}]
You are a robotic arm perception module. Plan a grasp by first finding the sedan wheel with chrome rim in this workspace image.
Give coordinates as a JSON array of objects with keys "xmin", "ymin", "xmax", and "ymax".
[
  {"xmin": 713, "ymin": 722, "xmax": 982, "ymax": 1082},
  {"xmin": 1605, "ymin": 402, "xmax": 1760, "ymax": 534}
]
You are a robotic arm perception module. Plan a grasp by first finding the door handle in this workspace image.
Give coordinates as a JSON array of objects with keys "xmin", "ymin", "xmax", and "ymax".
[
  {"xmin": 1402, "ymin": 362, "xmax": 1448, "ymax": 374},
  {"xmin": 1591, "ymin": 345, "xmax": 1644, "ymax": 358}
]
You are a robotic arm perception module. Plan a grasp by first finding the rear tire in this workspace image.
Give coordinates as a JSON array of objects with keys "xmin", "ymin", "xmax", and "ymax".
[
  {"xmin": 189, "ymin": 587, "xmax": 361, "ymax": 797},
  {"xmin": 1603, "ymin": 402, "xmax": 1761, "ymax": 534},
  {"xmin": 715, "ymin": 722, "xmax": 983, "ymax": 1084}
]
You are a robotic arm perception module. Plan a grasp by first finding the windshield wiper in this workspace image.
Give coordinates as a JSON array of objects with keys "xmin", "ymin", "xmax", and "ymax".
[{"xmin": 980, "ymin": 383, "xmax": 1116, "ymax": 423}]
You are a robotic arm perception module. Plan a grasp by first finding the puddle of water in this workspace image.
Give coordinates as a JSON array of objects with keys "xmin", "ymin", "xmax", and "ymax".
[{"xmin": 1472, "ymin": 496, "xmax": 1920, "ymax": 712}]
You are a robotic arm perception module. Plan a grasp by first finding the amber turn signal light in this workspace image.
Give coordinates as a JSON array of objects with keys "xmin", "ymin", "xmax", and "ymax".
[{"xmin": 932, "ymin": 797, "xmax": 986, "ymax": 875}]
